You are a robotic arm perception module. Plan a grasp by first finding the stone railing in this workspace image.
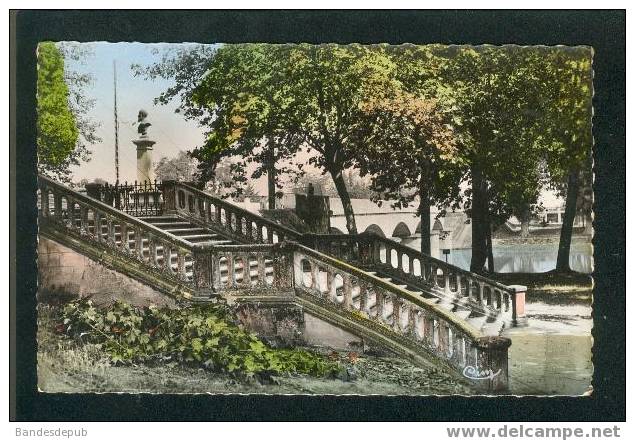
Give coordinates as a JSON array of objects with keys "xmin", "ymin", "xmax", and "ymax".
[
  {"xmin": 38, "ymin": 175, "xmax": 197, "ymax": 289},
  {"xmin": 161, "ymin": 181, "xmax": 302, "ymax": 245},
  {"xmin": 38, "ymin": 176, "xmax": 294, "ymax": 299},
  {"xmin": 292, "ymin": 243, "xmax": 510, "ymax": 392},
  {"xmin": 188, "ymin": 243, "xmax": 294, "ymax": 297},
  {"xmin": 300, "ymin": 233, "xmax": 526, "ymax": 326}
]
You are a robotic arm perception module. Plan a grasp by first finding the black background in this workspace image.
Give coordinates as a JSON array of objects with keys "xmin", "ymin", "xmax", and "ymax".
[{"xmin": 11, "ymin": 10, "xmax": 626, "ymax": 421}]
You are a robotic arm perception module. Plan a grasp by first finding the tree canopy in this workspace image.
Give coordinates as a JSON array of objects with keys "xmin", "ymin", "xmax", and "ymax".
[
  {"xmin": 37, "ymin": 42, "xmax": 80, "ymax": 180},
  {"xmin": 37, "ymin": 42, "xmax": 99, "ymax": 182},
  {"xmin": 137, "ymin": 43, "xmax": 593, "ymax": 272}
]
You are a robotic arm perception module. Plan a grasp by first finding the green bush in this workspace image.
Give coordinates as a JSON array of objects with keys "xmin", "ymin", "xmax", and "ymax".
[{"xmin": 58, "ymin": 298, "xmax": 338, "ymax": 378}]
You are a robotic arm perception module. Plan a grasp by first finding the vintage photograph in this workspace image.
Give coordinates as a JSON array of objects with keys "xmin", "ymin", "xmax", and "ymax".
[{"xmin": 35, "ymin": 41, "xmax": 594, "ymax": 396}]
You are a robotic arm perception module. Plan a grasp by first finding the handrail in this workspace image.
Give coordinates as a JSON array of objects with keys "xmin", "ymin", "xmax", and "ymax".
[
  {"xmin": 290, "ymin": 242, "xmax": 482, "ymax": 340},
  {"xmin": 366, "ymin": 233, "xmax": 515, "ymax": 294},
  {"xmin": 173, "ymin": 181, "xmax": 302, "ymax": 240},
  {"xmin": 39, "ymin": 175, "xmax": 194, "ymax": 250}
]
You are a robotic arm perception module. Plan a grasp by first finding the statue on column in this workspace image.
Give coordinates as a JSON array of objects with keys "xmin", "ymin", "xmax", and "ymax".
[
  {"xmin": 137, "ymin": 109, "xmax": 152, "ymax": 138},
  {"xmin": 133, "ymin": 109, "xmax": 156, "ymax": 183}
]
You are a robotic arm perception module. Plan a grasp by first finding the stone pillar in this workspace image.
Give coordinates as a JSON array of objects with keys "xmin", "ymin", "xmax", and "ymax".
[
  {"xmin": 473, "ymin": 336, "xmax": 512, "ymax": 393},
  {"xmin": 192, "ymin": 246, "xmax": 214, "ymax": 297},
  {"xmin": 508, "ymin": 284, "xmax": 528, "ymax": 327},
  {"xmin": 133, "ymin": 138, "xmax": 156, "ymax": 184},
  {"xmin": 162, "ymin": 180, "xmax": 177, "ymax": 214},
  {"xmin": 294, "ymin": 184, "xmax": 331, "ymax": 233},
  {"xmin": 430, "ymin": 219, "xmax": 443, "ymax": 259},
  {"xmin": 85, "ymin": 183, "xmax": 102, "ymax": 201}
]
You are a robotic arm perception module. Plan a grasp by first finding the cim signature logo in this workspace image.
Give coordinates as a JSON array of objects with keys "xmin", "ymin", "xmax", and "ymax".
[{"xmin": 462, "ymin": 365, "xmax": 502, "ymax": 381}]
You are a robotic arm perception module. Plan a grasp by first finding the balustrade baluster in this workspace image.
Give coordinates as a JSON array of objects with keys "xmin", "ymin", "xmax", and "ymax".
[
  {"xmin": 134, "ymin": 227, "xmax": 143, "ymax": 258},
  {"xmin": 375, "ymin": 290, "xmax": 384, "ymax": 319},
  {"xmin": 257, "ymin": 254, "xmax": 266, "ymax": 286},
  {"xmin": 224, "ymin": 252, "xmax": 234, "ymax": 286},
  {"xmin": 177, "ymin": 251, "xmax": 186, "ymax": 279},
  {"xmin": 149, "ymin": 238, "xmax": 158, "ymax": 267},
  {"xmin": 311, "ymin": 261, "xmax": 320, "ymax": 295},
  {"xmin": 359, "ymin": 285, "xmax": 368, "ymax": 313},
  {"xmin": 164, "ymin": 244, "xmax": 174, "ymax": 273},
  {"xmin": 54, "ymin": 192, "xmax": 62, "ymax": 221},
  {"xmin": 392, "ymin": 298, "xmax": 401, "ymax": 332},
  {"xmin": 326, "ymin": 271, "xmax": 335, "ymax": 302},
  {"xmin": 343, "ymin": 276, "xmax": 352, "ymax": 309},
  {"xmin": 41, "ymin": 189, "xmax": 50, "ymax": 217},
  {"xmin": 119, "ymin": 223, "xmax": 128, "ymax": 251},
  {"xmin": 108, "ymin": 217, "xmax": 116, "ymax": 245}
]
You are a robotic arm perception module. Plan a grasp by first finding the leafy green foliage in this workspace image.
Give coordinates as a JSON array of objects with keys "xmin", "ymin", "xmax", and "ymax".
[
  {"xmin": 37, "ymin": 42, "xmax": 79, "ymax": 180},
  {"xmin": 58, "ymin": 299, "xmax": 338, "ymax": 378}
]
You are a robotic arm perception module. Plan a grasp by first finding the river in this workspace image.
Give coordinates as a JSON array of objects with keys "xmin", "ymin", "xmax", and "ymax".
[{"xmin": 400, "ymin": 239, "xmax": 593, "ymax": 274}]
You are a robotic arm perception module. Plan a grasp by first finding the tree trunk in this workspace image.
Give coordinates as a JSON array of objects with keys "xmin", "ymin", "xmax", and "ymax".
[
  {"xmin": 331, "ymin": 169, "xmax": 358, "ymax": 234},
  {"xmin": 418, "ymin": 181, "xmax": 431, "ymax": 256},
  {"xmin": 267, "ymin": 155, "xmax": 276, "ymax": 210},
  {"xmin": 520, "ymin": 206, "xmax": 531, "ymax": 238},
  {"xmin": 486, "ymin": 220, "xmax": 495, "ymax": 273},
  {"xmin": 556, "ymin": 169, "xmax": 580, "ymax": 272},
  {"xmin": 470, "ymin": 164, "xmax": 489, "ymax": 273}
]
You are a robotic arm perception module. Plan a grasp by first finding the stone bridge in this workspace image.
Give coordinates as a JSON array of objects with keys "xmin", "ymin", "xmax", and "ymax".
[
  {"xmin": 37, "ymin": 175, "xmax": 527, "ymax": 392},
  {"xmin": 328, "ymin": 198, "xmax": 423, "ymax": 239}
]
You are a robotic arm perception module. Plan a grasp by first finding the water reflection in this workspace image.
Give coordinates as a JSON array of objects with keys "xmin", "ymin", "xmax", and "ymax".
[{"xmin": 400, "ymin": 240, "xmax": 593, "ymax": 274}]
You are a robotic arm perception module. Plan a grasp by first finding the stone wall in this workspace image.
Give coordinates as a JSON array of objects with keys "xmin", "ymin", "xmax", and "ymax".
[{"xmin": 37, "ymin": 236, "xmax": 176, "ymax": 308}]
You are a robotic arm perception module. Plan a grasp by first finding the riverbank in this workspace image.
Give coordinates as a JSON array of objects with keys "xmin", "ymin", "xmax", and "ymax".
[{"xmin": 493, "ymin": 270, "xmax": 593, "ymax": 304}]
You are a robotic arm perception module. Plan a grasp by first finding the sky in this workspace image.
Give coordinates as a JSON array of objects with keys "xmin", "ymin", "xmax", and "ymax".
[
  {"xmin": 64, "ymin": 42, "xmax": 214, "ymax": 184},
  {"xmin": 60, "ymin": 41, "xmax": 563, "ymax": 207}
]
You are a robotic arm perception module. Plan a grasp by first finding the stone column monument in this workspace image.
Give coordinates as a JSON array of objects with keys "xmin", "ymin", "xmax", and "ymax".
[{"xmin": 132, "ymin": 109, "xmax": 156, "ymax": 183}]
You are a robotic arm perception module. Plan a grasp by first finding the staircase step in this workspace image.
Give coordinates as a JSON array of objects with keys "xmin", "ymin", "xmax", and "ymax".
[
  {"xmin": 164, "ymin": 227, "xmax": 210, "ymax": 235},
  {"xmin": 199, "ymin": 239, "xmax": 236, "ymax": 246},
  {"xmin": 437, "ymin": 301, "xmax": 455, "ymax": 312},
  {"xmin": 151, "ymin": 222, "xmax": 193, "ymax": 228},
  {"xmin": 467, "ymin": 315, "xmax": 490, "ymax": 329},
  {"xmin": 480, "ymin": 320, "xmax": 505, "ymax": 336},
  {"xmin": 138, "ymin": 216, "xmax": 183, "ymax": 223}
]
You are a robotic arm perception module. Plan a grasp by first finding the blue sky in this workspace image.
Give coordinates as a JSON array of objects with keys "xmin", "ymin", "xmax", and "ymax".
[{"xmin": 63, "ymin": 42, "xmax": 214, "ymax": 185}]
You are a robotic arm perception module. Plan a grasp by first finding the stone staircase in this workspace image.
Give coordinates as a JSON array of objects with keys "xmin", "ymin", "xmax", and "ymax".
[
  {"xmin": 37, "ymin": 174, "xmax": 525, "ymax": 392},
  {"xmin": 135, "ymin": 212, "xmax": 505, "ymax": 335}
]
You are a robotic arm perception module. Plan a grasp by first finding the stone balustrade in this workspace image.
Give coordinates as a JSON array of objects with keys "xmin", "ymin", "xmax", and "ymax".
[
  {"xmin": 162, "ymin": 181, "xmax": 303, "ymax": 245},
  {"xmin": 39, "ymin": 175, "xmax": 196, "ymax": 289},
  {"xmin": 189, "ymin": 243, "xmax": 294, "ymax": 297},
  {"xmin": 300, "ymin": 233, "xmax": 525, "ymax": 326},
  {"xmin": 292, "ymin": 243, "xmax": 510, "ymax": 391}
]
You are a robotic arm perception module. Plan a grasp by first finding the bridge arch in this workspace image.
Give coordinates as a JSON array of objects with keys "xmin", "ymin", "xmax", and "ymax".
[
  {"xmin": 364, "ymin": 224, "xmax": 385, "ymax": 237},
  {"xmin": 392, "ymin": 222, "xmax": 412, "ymax": 238}
]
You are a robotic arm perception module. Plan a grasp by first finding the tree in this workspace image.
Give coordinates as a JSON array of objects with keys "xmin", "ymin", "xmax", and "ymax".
[
  {"xmin": 37, "ymin": 42, "xmax": 100, "ymax": 182},
  {"xmin": 440, "ymin": 46, "xmax": 556, "ymax": 272},
  {"xmin": 190, "ymin": 44, "xmax": 306, "ymax": 210},
  {"xmin": 37, "ymin": 42, "xmax": 80, "ymax": 181},
  {"xmin": 134, "ymin": 44, "xmax": 301, "ymax": 210},
  {"xmin": 276, "ymin": 43, "xmax": 399, "ymax": 233},
  {"xmin": 353, "ymin": 90, "xmax": 459, "ymax": 255},
  {"xmin": 155, "ymin": 150, "xmax": 199, "ymax": 182},
  {"xmin": 540, "ymin": 47, "xmax": 594, "ymax": 272}
]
